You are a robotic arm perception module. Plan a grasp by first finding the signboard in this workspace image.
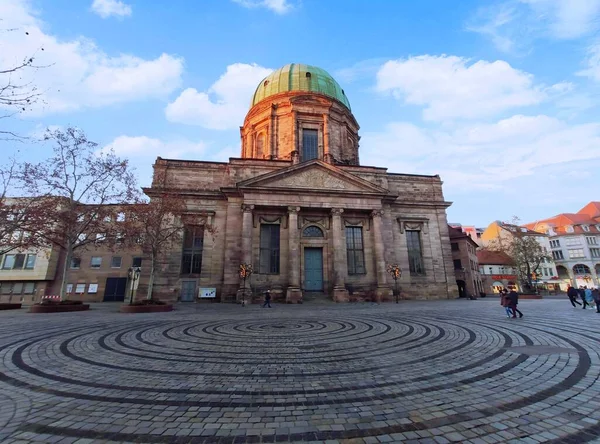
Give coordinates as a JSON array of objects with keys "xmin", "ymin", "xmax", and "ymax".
[
  {"xmin": 491, "ymin": 274, "xmax": 517, "ymax": 280},
  {"xmin": 199, "ymin": 288, "xmax": 217, "ymax": 299}
]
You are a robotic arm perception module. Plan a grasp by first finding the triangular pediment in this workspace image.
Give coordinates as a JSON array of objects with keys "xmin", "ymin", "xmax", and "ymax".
[{"xmin": 236, "ymin": 160, "xmax": 389, "ymax": 195}]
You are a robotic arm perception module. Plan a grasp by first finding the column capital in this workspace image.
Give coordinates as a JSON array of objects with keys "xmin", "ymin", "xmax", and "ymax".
[
  {"xmin": 371, "ymin": 209, "xmax": 384, "ymax": 218},
  {"xmin": 241, "ymin": 204, "xmax": 255, "ymax": 213},
  {"xmin": 331, "ymin": 208, "xmax": 344, "ymax": 216},
  {"xmin": 287, "ymin": 206, "xmax": 301, "ymax": 214}
]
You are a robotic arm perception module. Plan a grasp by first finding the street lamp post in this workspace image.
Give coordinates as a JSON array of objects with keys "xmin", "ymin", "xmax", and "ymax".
[
  {"xmin": 127, "ymin": 266, "xmax": 141, "ymax": 305},
  {"xmin": 386, "ymin": 264, "xmax": 402, "ymax": 303},
  {"xmin": 239, "ymin": 263, "xmax": 253, "ymax": 306}
]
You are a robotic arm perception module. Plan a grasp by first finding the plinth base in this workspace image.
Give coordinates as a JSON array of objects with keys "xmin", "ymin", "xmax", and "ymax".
[
  {"xmin": 333, "ymin": 287, "xmax": 349, "ymax": 303},
  {"xmin": 286, "ymin": 287, "xmax": 303, "ymax": 304},
  {"xmin": 375, "ymin": 287, "xmax": 394, "ymax": 303}
]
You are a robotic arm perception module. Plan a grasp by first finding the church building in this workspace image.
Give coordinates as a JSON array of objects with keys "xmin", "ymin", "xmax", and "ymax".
[{"xmin": 148, "ymin": 64, "xmax": 458, "ymax": 303}]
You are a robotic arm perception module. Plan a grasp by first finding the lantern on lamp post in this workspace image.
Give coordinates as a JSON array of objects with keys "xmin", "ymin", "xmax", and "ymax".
[
  {"xmin": 239, "ymin": 263, "xmax": 253, "ymax": 306},
  {"xmin": 386, "ymin": 264, "xmax": 402, "ymax": 303},
  {"xmin": 127, "ymin": 266, "xmax": 141, "ymax": 305}
]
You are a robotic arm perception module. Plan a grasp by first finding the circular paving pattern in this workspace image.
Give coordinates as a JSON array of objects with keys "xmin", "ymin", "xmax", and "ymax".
[{"xmin": 1, "ymin": 300, "xmax": 600, "ymax": 443}]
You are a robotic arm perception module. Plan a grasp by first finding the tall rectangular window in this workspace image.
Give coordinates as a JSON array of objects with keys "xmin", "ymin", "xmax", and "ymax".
[
  {"xmin": 453, "ymin": 259, "xmax": 462, "ymax": 270},
  {"xmin": 259, "ymin": 224, "xmax": 280, "ymax": 274},
  {"xmin": 13, "ymin": 254, "xmax": 25, "ymax": 269},
  {"xmin": 302, "ymin": 129, "xmax": 318, "ymax": 161},
  {"xmin": 2, "ymin": 255, "xmax": 15, "ymax": 269},
  {"xmin": 451, "ymin": 242, "xmax": 459, "ymax": 251},
  {"xmin": 24, "ymin": 254, "xmax": 36, "ymax": 269},
  {"xmin": 406, "ymin": 230, "xmax": 425, "ymax": 275},
  {"xmin": 346, "ymin": 227, "xmax": 366, "ymax": 275},
  {"xmin": 71, "ymin": 257, "xmax": 81, "ymax": 269},
  {"xmin": 552, "ymin": 250, "xmax": 564, "ymax": 260},
  {"xmin": 181, "ymin": 226, "xmax": 204, "ymax": 275}
]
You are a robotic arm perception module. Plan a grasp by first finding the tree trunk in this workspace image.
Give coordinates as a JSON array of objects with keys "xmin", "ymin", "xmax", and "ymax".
[
  {"xmin": 59, "ymin": 246, "xmax": 72, "ymax": 301},
  {"xmin": 146, "ymin": 251, "xmax": 155, "ymax": 300}
]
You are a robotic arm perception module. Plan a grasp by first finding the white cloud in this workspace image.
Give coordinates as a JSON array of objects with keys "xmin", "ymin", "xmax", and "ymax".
[
  {"xmin": 468, "ymin": 0, "xmax": 600, "ymax": 52},
  {"xmin": 232, "ymin": 0, "xmax": 292, "ymax": 14},
  {"xmin": 375, "ymin": 55, "xmax": 566, "ymax": 122},
  {"xmin": 0, "ymin": 0, "xmax": 183, "ymax": 115},
  {"xmin": 165, "ymin": 63, "xmax": 273, "ymax": 130},
  {"xmin": 361, "ymin": 114, "xmax": 600, "ymax": 191},
  {"xmin": 102, "ymin": 135, "xmax": 209, "ymax": 186},
  {"xmin": 91, "ymin": 0, "xmax": 132, "ymax": 19}
]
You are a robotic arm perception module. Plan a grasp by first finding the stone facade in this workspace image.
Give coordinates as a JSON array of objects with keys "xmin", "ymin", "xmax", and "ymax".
[{"xmin": 143, "ymin": 65, "xmax": 459, "ymax": 303}]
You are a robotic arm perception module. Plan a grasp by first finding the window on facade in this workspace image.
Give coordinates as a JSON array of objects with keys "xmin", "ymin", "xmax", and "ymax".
[
  {"xmin": 12, "ymin": 282, "xmax": 23, "ymax": 294},
  {"xmin": 181, "ymin": 226, "xmax": 204, "ymax": 275},
  {"xmin": 552, "ymin": 250, "xmax": 564, "ymax": 260},
  {"xmin": 565, "ymin": 238, "xmax": 580, "ymax": 247},
  {"xmin": 568, "ymin": 249, "xmax": 585, "ymax": 259},
  {"xmin": 117, "ymin": 212, "xmax": 125, "ymax": 222},
  {"xmin": 66, "ymin": 284, "xmax": 73, "ymax": 294},
  {"xmin": 453, "ymin": 259, "xmax": 462, "ymax": 270},
  {"xmin": 23, "ymin": 282, "xmax": 35, "ymax": 294},
  {"xmin": 75, "ymin": 283, "xmax": 86, "ymax": 294},
  {"xmin": 88, "ymin": 283, "xmax": 98, "ymax": 294},
  {"xmin": 406, "ymin": 230, "xmax": 425, "ymax": 275},
  {"xmin": 586, "ymin": 236, "xmax": 598, "ymax": 245},
  {"xmin": 13, "ymin": 254, "xmax": 25, "ymax": 269},
  {"xmin": 302, "ymin": 225, "xmax": 324, "ymax": 237},
  {"xmin": 573, "ymin": 264, "xmax": 591, "ymax": 275},
  {"xmin": 451, "ymin": 242, "xmax": 459, "ymax": 251},
  {"xmin": 71, "ymin": 257, "xmax": 81, "ymax": 269},
  {"xmin": 582, "ymin": 225, "xmax": 590, "ymax": 232},
  {"xmin": 1, "ymin": 283, "xmax": 11, "ymax": 294},
  {"xmin": 550, "ymin": 239, "xmax": 560, "ymax": 248},
  {"xmin": 24, "ymin": 254, "xmax": 36, "ymax": 269},
  {"xmin": 543, "ymin": 268, "xmax": 549, "ymax": 276},
  {"xmin": 256, "ymin": 133, "xmax": 265, "ymax": 157},
  {"xmin": 90, "ymin": 257, "xmax": 102, "ymax": 268},
  {"xmin": 132, "ymin": 257, "xmax": 143, "ymax": 268},
  {"xmin": 111, "ymin": 256, "xmax": 122, "ymax": 268},
  {"xmin": 346, "ymin": 227, "xmax": 366, "ymax": 275},
  {"xmin": 590, "ymin": 248, "xmax": 600, "ymax": 258},
  {"xmin": 302, "ymin": 129, "xmax": 318, "ymax": 161},
  {"xmin": 259, "ymin": 224, "xmax": 280, "ymax": 274}
]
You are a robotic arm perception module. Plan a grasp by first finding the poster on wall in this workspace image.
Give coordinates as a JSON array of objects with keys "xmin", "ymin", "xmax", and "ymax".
[{"xmin": 199, "ymin": 288, "xmax": 216, "ymax": 298}]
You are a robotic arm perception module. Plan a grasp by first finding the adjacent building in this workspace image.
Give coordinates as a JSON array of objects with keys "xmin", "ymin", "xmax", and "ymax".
[
  {"xmin": 448, "ymin": 225, "xmax": 482, "ymax": 297},
  {"xmin": 525, "ymin": 201, "xmax": 600, "ymax": 289},
  {"xmin": 477, "ymin": 249, "xmax": 519, "ymax": 294}
]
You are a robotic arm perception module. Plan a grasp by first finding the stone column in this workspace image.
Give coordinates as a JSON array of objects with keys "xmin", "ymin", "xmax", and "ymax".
[
  {"xmin": 323, "ymin": 114, "xmax": 333, "ymax": 164},
  {"xmin": 372, "ymin": 209, "xmax": 392, "ymax": 302},
  {"xmin": 286, "ymin": 206, "xmax": 303, "ymax": 303},
  {"xmin": 237, "ymin": 204, "xmax": 254, "ymax": 302},
  {"xmin": 331, "ymin": 208, "xmax": 349, "ymax": 302}
]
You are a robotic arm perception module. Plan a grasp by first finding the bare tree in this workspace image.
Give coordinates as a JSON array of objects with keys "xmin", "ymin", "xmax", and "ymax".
[
  {"xmin": 0, "ymin": 25, "xmax": 46, "ymax": 140},
  {"xmin": 125, "ymin": 169, "xmax": 216, "ymax": 301},
  {"xmin": 20, "ymin": 127, "xmax": 139, "ymax": 300}
]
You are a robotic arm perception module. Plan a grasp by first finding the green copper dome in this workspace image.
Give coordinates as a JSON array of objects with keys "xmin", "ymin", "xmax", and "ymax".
[{"xmin": 251, "ymin": 63, "xmax": 351, "ymax": 110}]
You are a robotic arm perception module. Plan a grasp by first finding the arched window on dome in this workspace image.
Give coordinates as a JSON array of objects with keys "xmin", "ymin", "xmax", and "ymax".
[
  {"xmin": 256, "ymin": 133, "xmax": 265, "ymax": 158},
  {"xmin": 302, "ymin": 225, "xmax": 324, "ymax": 238}
]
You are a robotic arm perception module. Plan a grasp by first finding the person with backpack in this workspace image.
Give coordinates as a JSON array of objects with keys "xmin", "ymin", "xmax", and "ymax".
[{"xmin": 508, "ymin": 289, "xmax": 523, "ymax": 318}]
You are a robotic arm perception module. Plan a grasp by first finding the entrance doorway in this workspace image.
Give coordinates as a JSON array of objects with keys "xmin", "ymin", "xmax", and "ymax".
[
  {"xmin": 180, "ymin": 280, "xmax": 196, "ymax": 302},
  {"xmin": 103, "ymin": 277, "xmax": 127, "ymax": 302},
  {"xmin": 304, "ymin": 247, "xmax": 323, "ymax": 291},
  {"xmin": 456, "ymin": 280, "xmax": 467, "ymax": 298}
]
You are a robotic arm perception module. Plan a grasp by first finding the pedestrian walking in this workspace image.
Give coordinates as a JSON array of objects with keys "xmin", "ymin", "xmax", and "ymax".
[
  {"xmin": 585, "ymin": 287, "xmax": 594, "ymax": 310},
  {"xmin": 578, "ymin": 287, "xmax": 589, "ymax": 309},
  {"xmin": 592, "ymin": 288, "xmax": 600, "ymax": 313},
  {"xmin": 500, "ymin": 289, "xmax": 513, "ymax": 318},
  {"xmin": 508, "ymin": 289, "xmax": 523, "ymax": 318},
  {"xmin": 567, "ymin": 286, "xmax": 581, "ymax": 307},
  {"xmin": 262, "ymin": 289, "xmax": 272, "ymax": 308}
]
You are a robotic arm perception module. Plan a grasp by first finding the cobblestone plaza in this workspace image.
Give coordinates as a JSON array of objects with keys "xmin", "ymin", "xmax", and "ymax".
[{"xmin": 1, "ymin": 299, "xmax": 599, "ymax": 443}]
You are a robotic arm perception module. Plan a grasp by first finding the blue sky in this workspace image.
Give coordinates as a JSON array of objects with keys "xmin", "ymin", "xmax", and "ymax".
[{"xmin": 2, "ymin": 0, "xmax": 600, "ymax": 227}]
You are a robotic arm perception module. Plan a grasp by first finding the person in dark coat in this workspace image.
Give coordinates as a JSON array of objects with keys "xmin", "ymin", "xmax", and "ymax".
[
  {"xmin": 578, "ymin": 287, "xmax": 589, "ymax": 309},
  {"xmin": 592, "ymin": 288, "xmax": 600, "ymax": 313},
  {"xmin": 508, "ymin": 290, "xmax": 523, "ymax": 318},
  {"xmin": 500, "ymin": 289, "xmax": 512, "ymax": 318},
  {"xmin": 262, "ymin": 290, "xmax": 272, "ymax": 308},
  {"xmin": 567, "ymin": 286, "xmax": 582, "ymax": 307}
]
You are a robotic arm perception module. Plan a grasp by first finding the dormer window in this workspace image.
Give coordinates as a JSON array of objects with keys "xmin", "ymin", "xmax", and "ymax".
[
  {"xmin": 582, "ymin": 224, "xmax": 590, "ymax": 232},
  {"xmin": 305, "ymin": 72, "xmax": 311, "ymax": 78},
  {"xmin": 566, "ymin": 225, "xmax": 574, "ymax": 233}
]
